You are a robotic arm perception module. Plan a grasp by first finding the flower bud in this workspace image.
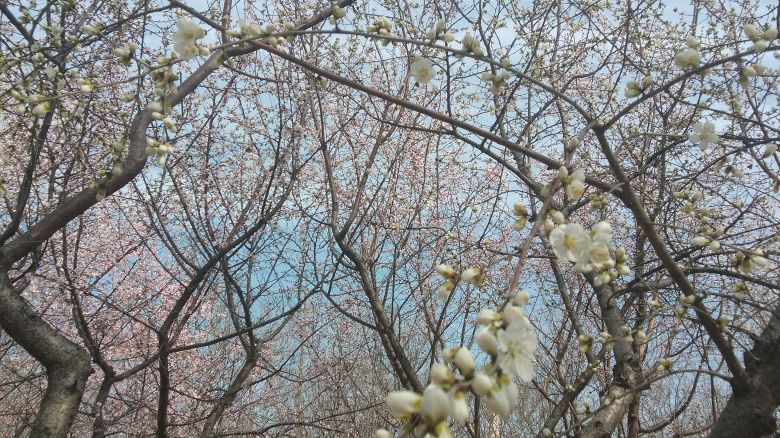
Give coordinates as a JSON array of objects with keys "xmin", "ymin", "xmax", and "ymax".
[
  {"xmin": 475, "ymin": 328, "xmax": 498, "ymax": 355},
  {"xmin": 753, "ymin": 39, "xmax": 769, "ymax": 52},
  {"xmin": 453, "ymin": 347, "xmax": 476, "ymax": 376},
  {"xmin": 485, "ymin": 388, "xmax": 510, "ymax": 417},
  {"xmin": 513, "ymin": 217, "xmax": 527, "ymax": 231},
  {"xmin": 435, "ymin": 422, "xmax": 453, "ymax": 438},
  {"xmin": 420, "ymin": 385, "xmax": 451, "ymax": 423},
  {"xmin": 752, "ymin": 253, "xmax": 769, "ymax": 268},
  {"xmin": 32, "ymin": 101, "xmax": 50, "ymax": 116},
  {"xmin": 460, "ymin": 268, "xmax": 484, "ymax": 286},
  {"xmin": 430, "ymin": 363, "xmax": 452, "ymax": 385},
  {"xmin": 502, "ymin": 305, "xmax": 529, "ymax": 328},
  {"xmin": 452, "ymin": 392, "xmax": 469, "ymax": 423},
  {"xmin": 148, "ymin": 101, "xmax": 164, "ymax": 113},
  {"xmin": 376, "ymin": 429, "xmax": 391, "ymax": 438},
  {"xmin": 435, "ymin": 264, "xmax": 455, "ymax": 278},
  {"xmin": 386, "ymin": 391, "xmax": 421, "ymax": 419},
  {"xmin": 476, "ymin": 309, "xmax": 501, "ymax": 325},
  {"xmin": 437, "ymin": 280, "xmax": 455, "ymax": 300},
  {"xmin": 743, "ymin": 23, "xmax": 761, "ymax": 41},
  {"xmin": 550, "ymin": 210, "xmax": 565, "ymax": 225},
  {"xmin": 540, "ymin": 183, "xmax": 554, "ymax": 198},
  {"xmin": 512, "ymin": 291, "xmax": 530, "ymax": 306},
  {"xmin": 544, "ymin": 218, "xmax": 555, "ymax": 234},
  {"xmin": 471, "ymin": 372, "xmax": 493, "ymax": 395}
]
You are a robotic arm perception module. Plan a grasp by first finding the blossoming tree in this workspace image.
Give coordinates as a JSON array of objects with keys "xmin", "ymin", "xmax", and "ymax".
[{"xmin": 0, "ymin": 0, "xmax": 779, "ymax": 437}]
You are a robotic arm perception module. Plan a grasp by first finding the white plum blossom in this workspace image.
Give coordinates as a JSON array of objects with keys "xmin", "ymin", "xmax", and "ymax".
[
  {"xmin": 172, "ymin": 18, "xmax": 206, "ymax": 61},
  {"xmin": 547, "ymin": 220, "xmax": 624, "ymax": 280},
  {"xmin": 496, "ymin": 323, "xmax": 538, "ymax": 381},
  {"xmin": 589, "ymin": 243, "xmax": 611, "ymax": 265},
  {"xmin": 435, "ymin": 264, "xmax": 455, "ymax": 278},
  {"xmin": 743, "ymin": 24, "xmax": 762, "ymax": 40},
  {"xmin": 688, "ymin": 122, "xmax": 719, "ymax": 150},
  {"xmin": 752, "ymin": 39, "xmax": 770, "ymax": 52},
  {"xmin": 549, "ymin": 223, "xmax": 592, "ymax": 265},
  {"xmin": 625, "ymin": 80, "xmax": 642, "ymax": 98},
  {"xmin": 437, "ymin": 281, "xmax": 454, "ymax": 299},
  {"xmin": 410, "ymin": 56, "xmax": 435, "ymax": 84},
  {"xmin": 743, "ymin": 23, "xmax": 777, "ymax": 52}
]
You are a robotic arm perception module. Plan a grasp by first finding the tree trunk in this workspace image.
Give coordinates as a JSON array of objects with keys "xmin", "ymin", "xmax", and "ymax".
[
  {"xmin": 710, "ymin": 302, "xmax": 780, "ymax": 437},
  {"xmin": 0, "ymin": 272, "xmax": 92, "ymax": 438}
]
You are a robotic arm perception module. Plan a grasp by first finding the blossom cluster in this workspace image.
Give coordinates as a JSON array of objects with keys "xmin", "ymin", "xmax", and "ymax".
[
  {"xmin": 434, "ymin": 265, "xmax": 483, "ymax": 300},
  {"xmin": 673, "ymin": 36, "xmax": 701, "ymax": 69},
  {"xmin": 378, "ymin": 289, "xmax": 537, "ymax": 438},
  {"xmin": 743, "ymin": 23, "xmax": 777, "ymax": 52},
  {"xmin": 548, "ymin": 219, "xmax": 629, "ymax": 286},
  {"xmin": 481, "ymin": 69, "xmax": 511, "ymax": 94},
  {"xmin": 426, "ymin": 20, "xmax": 455, "ymax": 43},
  {"xmin": 624, "ymin": 75, "xmax": 652, "ymax": 98},
  {"xmin": 172, "ymin": 18, "xmax": 207, "ymax": 61},
  {"xmin": 557, "ymin": 166, "xmax": 585, "ymax": 199}
]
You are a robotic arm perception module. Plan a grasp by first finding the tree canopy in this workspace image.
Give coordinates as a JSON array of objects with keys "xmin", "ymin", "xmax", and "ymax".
[{"xmin": 1, "ymin": 0, "xmax": 779, "ymax": 437}]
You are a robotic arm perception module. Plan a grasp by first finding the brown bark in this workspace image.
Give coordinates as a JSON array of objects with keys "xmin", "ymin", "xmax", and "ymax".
[
  {"xmin": 0, "ymin": 273, "xmax": 93, "ymax": 438},
  {"xmin": 710, "ymin": 302, "xmax": 780, "ymax": 438}
]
